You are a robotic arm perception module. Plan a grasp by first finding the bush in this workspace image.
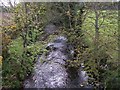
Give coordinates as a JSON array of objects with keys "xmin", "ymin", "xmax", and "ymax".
[{"xmin": 2, "ymin": 37, "xmax": 47, "ymax": 88}]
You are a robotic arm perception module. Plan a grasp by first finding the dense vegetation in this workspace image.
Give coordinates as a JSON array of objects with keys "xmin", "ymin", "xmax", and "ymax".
[{"xmin": 1, "ymin": 2, "xmax": 119, "ymax": 89}]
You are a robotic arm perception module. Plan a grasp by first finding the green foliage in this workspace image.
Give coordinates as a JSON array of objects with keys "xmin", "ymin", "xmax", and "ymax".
[
  {"xmin": 2, "ymin": 2, "xmax": 119, "ymax": 89},
  {"xmin": 2, "ymin": 3, "xmax": 48, "ymax": 88},
  {"xmin": 82, "ymin": 9, "xmax": 118, "ymax": 88},
  {"xmin": 2, "ymin": 37, "xmax": 47, "ymax": 88}
]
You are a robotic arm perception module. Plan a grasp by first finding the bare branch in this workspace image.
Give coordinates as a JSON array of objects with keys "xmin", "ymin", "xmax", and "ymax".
[
  {"xmin": 99, "ymin": 12, "xmax": 105, "ymax": 28},
  {"xmin": 8, "ymin": 0, "xmax": 13, "ymax": 8}
]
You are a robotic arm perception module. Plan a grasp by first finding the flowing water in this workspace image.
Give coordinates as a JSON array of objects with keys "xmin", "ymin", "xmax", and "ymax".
[{"xmin": 24, "ymin": 24, "xmax": 92, "ymax": 89}]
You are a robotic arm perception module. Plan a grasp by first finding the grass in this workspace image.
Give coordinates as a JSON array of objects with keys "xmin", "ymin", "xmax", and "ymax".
[
  {"xmin": 8, "ymin": 37, "xmax": 23, "ymax": 56},
  {"xmin": 82, "ymin": 10, "xmax": 118, "ymax": 62}
]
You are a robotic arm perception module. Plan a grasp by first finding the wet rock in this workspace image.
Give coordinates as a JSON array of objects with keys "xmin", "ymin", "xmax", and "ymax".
[{"xmin": 46, "ymin": 36, "xmax": 68, "ymax": 53}]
